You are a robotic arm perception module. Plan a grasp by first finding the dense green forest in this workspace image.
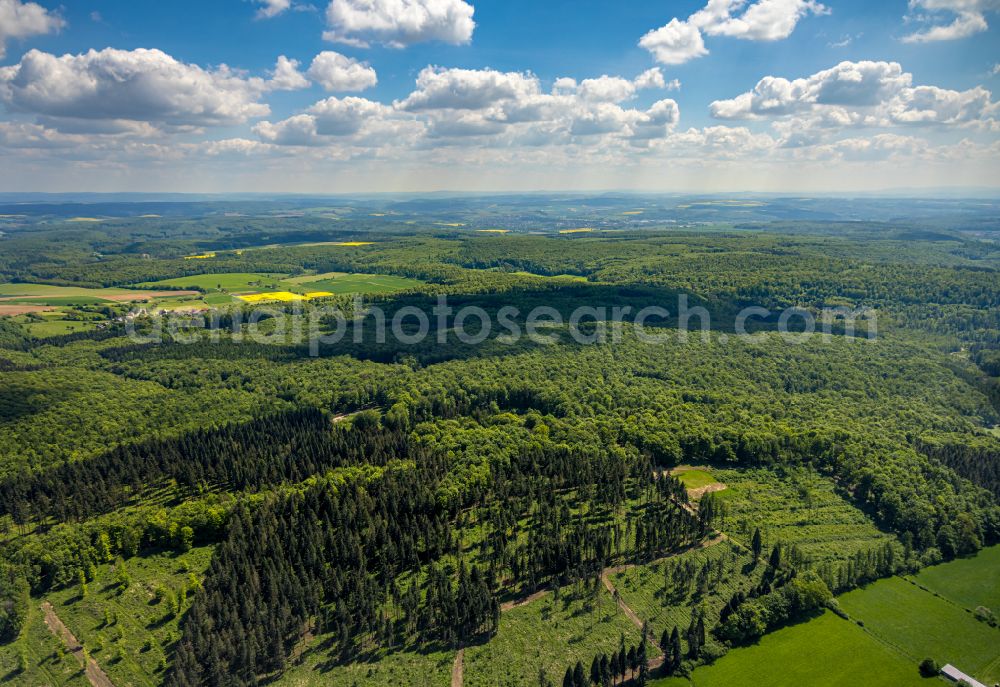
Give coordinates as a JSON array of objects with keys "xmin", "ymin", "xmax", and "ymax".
[{"xmin": 1, "ymin": 201, "xmax": 998, "ymax": 686}]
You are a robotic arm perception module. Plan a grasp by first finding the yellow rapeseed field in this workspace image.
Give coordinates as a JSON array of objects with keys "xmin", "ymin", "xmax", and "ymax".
[
  {"xmin": 237, "ymin": 292, "xmax": 306, "ymax": 303},
  {"xmin": 237, "ymin": 291, "xmax": 334, "ymax": 303}
]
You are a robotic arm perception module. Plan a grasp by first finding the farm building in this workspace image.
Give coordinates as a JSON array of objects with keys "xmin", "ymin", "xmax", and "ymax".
[{"xmin": 941, "ymin": 664, "xmax": 988, "ymax": 687}]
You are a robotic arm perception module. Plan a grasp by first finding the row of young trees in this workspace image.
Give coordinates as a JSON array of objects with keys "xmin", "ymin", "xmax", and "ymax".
[{"xmin": 561, "ymin": 634, "xmax": 650, "ymax": 687}]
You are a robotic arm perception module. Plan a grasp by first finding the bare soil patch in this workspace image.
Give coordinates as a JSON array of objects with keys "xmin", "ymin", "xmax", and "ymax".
[
  {"xmin": 0, "ymin": 304, "xmax": 57, "ymax": 315},
  {"xmin": 103, "ymin": 290, "xmax": 200, "ymax": 302}
]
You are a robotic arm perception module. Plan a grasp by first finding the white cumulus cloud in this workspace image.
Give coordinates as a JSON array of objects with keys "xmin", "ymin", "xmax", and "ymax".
[
  {"xmin": 307, "ymin": 51, "xmax": 378, "ymax": 91},
  {"xmin": 0, "ymin": 48, "xmax": 277, "ymax": 129},
  {"xmin": 697, "ymin": 0, "xmax": 830, "ymax": 40},
  {"xmin": 0, "ymin": 0, "xmax": 64, "ymax": 58},
  {"xmin": 639, "ymin": 19, "xmax": 708, "ymax": 66},
  {"xmin": 888, "ymin": 85, "xmax": 999, "ymax": 126},
  {"xmin": 711, "ymin": 61, "xmax": 913, "ymax": 119},
  {"xmin": 396, "ymin": 67, "xmax": 541, "ymax": 111},
  {"xmin": 324, "ymin": 0, "xmax": 475, "ymax": 48},
  {"xmin": 710, "ymin": 60, "xmax": 1000, "ymax": 145},
  {"xmin": 256, "ymin": 0, "xmax": 291, "ymax": 19},
  {"xmin": 902, "ymin": 0, "xmax": 1000, "ymax": 42},
  {"xmin": 255, "ymin": 66, "xmax": 682, "ymax": 151},
  {"xmin": 640, "ymin": 0, "xmax": 827, "ymax": 65},
  {"xmin": 270, "ymin": 56, "xmax": 310, "ymax": 90}
]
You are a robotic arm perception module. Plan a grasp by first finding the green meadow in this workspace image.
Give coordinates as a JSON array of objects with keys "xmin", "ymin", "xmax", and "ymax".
[
  {"xmin": 653, "ymin": 611, "xmax": 926, "ymax": 687},
  {"xmin": 14, "ymin": 313, "xmax": 101, "ymax": 337},
  {"xmin": 0, "ymin": 284, "xmax": 134, "ymax": 298},
  {"xmin": 286, "ymin": 273, "xmax": 426, "ymax": 295},
  {"xmin": 138, "ymin": 273, "xmax": 288, "ymax": 292},
  {"xmin": 673, "ymin": 469, "xmax": 720, "ymax": 491},
  {"xmin": 908, "ymin": 544, "xmax": 1000, "ymax": 616},
  {"xmin": 839, "ymin": 575, "xmax": 1000, "ymax": 684},
  {"xmin": 140, "ymin": 271, "xmax": 426, "ymax": 297}
]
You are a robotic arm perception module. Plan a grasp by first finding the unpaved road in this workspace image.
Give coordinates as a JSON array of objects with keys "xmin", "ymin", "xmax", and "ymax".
[
  {"xmin": 451, "ymin": 648, "xmax": 464, "ymax": 687},
  {"xmin": 41, "ymin": 601, "xmax": 116, "ymax": 687},
  {"xmin": 500, "ymin": 589, "xmax": 548, "ymax": 612}
]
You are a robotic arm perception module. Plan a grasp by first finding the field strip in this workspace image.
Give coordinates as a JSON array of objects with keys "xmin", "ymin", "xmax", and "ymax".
[
  {"xmin": 41, "ymin": 601, "xmax": 116, "ymax": 687},
  {"xmin": 451, "ymin": 648, "xmax": 464, "ymax": 687},
  {"xmin": 0, "ymin": 304, "xmax": 57, "ymax": 315}
]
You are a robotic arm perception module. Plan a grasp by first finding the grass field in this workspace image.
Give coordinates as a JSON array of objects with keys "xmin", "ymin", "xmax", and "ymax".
[
  {"xmin": 140, "ymin": 272, "xmax": 425, "ymax": 297},
  {"xmin": 672, "ymin": 469, "xmax": 720, "ymax": 491},
  {"xmin": 138, "ymin": 273, "xmax": 288, "ymax": 292},
  {"xmin": 11, "ymin": 307, "xmax": 110, "ymax": 337},
  {"xmin": 908, "ymin": 544, "xmax": 1000, "ymax": 616},
  {"xmin": 17, "ymin": 317, "xmax": 100, "ymax": 337},
  {"xmin": 286, "ymin": 274, "xmax": 425, "ymax": 295},
  {"xmin": 711, "ymin": 467, "xmax": 895, "ymax": 563},
  {"xmin": 652, "ymin": 611, "xmax": 926, "ymax": 687},
  {"xmin": 42, "ymin": 547, "xmax": 215, "ymax": 687},
  {"xmin": 464, "ymin": 586, "xmax": 644, "ymax": 687},
  {"xmin": 5, "ymin": 296, "xmax": 110, "ymax": 306},
  {"xmin": 839, "ymin": 575, "xmax": 1000, "ymax": 684},
  {"xmin": 0, "ymin": 284, "xmax": 128, "ymax": 300}
]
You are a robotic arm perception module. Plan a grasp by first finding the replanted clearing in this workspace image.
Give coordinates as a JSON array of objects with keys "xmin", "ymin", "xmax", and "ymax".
[{"xmin": 463, "ymin": 585, "xmax": 644, "ymax": 687}]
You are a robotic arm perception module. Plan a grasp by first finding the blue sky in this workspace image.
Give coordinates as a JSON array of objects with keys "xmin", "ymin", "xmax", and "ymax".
[{"xmin": 0, "ymin": 0, "xmax": 998, "ymax": 192}]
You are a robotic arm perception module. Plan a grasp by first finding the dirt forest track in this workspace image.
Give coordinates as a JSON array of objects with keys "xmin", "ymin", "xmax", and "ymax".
[
  {"xmin": 41, "ymin": 601, "xmax": 116, "ymax": 687},
  {"xmin": 451, "ymin": 648, "xmax": 464, "ymax": 687}
]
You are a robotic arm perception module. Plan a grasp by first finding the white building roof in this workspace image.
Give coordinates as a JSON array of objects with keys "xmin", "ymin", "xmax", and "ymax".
[{"xmin": 941, "ymin": 664, "xmax": 987, "ymax": 687}]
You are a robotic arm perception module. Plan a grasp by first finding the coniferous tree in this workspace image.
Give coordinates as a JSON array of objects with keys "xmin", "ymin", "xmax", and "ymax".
[{"xmin": 670, "ymin": 627, "xmax": 682, "ymax": 674}]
